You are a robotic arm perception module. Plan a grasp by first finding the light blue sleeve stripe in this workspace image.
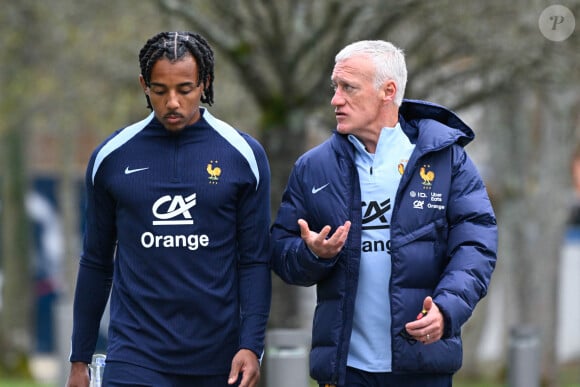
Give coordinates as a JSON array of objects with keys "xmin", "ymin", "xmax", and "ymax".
[
  {"xmin": 202, "ymin": 109, "xmax": 260, "ymax": 190},
  {"xmin": 91, "ymin": 113, "xmax": 155, "ymax": 185}
]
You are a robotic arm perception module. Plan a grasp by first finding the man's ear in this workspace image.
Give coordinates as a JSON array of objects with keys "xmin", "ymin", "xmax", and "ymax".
[
  {"xmin": 382, "ymin": 80, "xmax": 397, "ymax": 103},
  {"xmin": 139, "ymin": 74, "xmax": 149, "ymax": 94}
]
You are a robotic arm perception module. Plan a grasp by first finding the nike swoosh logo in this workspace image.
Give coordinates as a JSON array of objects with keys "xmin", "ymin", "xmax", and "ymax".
[
  {"xmin": 124, "ymin": 167, "xmax": 149, "ymax": 175},
  {"xmin": 312, "ymin": 183, "xmax": 329, "ymax": 194}
]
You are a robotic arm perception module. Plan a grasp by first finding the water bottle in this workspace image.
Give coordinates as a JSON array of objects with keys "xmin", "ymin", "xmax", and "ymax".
[{"xmin": 89, "ymin": 353, "xmax": 106, "ymax": 387}]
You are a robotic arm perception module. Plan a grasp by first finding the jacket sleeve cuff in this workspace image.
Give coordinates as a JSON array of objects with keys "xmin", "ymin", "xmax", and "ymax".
[{"xmin": 437, "ymin": 303, "xmax": 454, "ymax": 338}]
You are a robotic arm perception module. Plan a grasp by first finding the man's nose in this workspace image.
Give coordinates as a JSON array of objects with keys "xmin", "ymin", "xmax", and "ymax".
[
  {"xmin": 331, "ymin": 91, "xmax": 344, "ymax": 106},
  {"xmin": 166, "ymin": 91, "xmax": 180, "ymax": 109}
]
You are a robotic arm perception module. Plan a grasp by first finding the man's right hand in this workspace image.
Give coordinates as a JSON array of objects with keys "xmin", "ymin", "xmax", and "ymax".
[
  {"xmin": 66, "ymin": 361, "xmax": 90, "ymax": 387},
  {"xmin": 298, "ymin": 218, "xmax": 351, "ymax": 259}
]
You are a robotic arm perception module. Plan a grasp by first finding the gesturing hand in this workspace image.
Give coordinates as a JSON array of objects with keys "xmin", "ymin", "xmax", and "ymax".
[{"xmin": 298, "ymin": 218, "xmax": 351, "ymax": 259}]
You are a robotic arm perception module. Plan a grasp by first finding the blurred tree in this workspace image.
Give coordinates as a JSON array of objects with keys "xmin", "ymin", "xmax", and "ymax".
[
  {"xmin": 0, "ymin": 1, "xmax": 38, "ymax": 377},
  {"xmin": 0, "ymin": 0, "xmax": 169, "ymax": 378},
  {"xmin": 484, "ymin": 41, "xmax": 580, "ymax": 387}
]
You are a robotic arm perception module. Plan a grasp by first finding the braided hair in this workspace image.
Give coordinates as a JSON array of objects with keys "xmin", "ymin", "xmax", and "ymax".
[{"xmin": 138, "ymin": 31, "xmax": 215, "ymax": 108}]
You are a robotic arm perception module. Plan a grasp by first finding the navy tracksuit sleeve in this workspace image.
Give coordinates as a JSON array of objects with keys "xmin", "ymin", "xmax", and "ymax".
[
  {"xmin": 69, "ymin": 152, "xmax": 115, "ymax": 363},
  {"xmin": 236, "ymin": 137, "xmax": 272, "ymax": 357}
]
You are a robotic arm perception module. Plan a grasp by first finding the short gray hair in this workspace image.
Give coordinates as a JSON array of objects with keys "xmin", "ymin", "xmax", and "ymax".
[{"xmin": 335, "ymin": 40, "xmax": 407, "ymax": 106}]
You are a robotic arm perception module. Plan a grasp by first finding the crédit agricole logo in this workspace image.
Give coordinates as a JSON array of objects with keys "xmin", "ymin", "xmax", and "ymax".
[{"xmin": 140, "ymin": 193, "xmax": 210, "ymax": 251}]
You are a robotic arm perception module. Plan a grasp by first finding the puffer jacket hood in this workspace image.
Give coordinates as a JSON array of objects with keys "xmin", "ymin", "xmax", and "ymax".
[{"xmin": 399, "ymin": 99, "xmax": 474, "ymax": 145}]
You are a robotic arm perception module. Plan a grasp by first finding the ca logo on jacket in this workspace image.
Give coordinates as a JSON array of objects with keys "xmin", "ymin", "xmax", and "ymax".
[
  {"xmin": 152, "ymin": 194, "xmax": 197, "ymax": 225},
  {"xmin": 141, "ymin": 193, "xmax": 210, "ymax": 251}
]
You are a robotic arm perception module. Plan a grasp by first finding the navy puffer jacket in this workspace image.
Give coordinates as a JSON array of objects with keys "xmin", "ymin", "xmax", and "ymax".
[{"xmin": 270, "ymin": 99, "xmax": 497, "ymax": 386}]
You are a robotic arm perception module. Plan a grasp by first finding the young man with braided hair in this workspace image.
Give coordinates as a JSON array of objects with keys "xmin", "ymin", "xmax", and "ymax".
[{"xmin": 66, "ymin": 31, "xmax": 271, "ymax": 387}]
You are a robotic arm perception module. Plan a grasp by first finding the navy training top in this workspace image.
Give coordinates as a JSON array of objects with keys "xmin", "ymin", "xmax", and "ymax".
[{"xmin": 70, "ymin": 108, "xmax": 271, "ymax": 375}]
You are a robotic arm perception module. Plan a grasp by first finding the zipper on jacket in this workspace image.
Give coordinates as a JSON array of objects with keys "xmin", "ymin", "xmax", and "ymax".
[{"xmin": 171, "ymin": 136, "xmax": 180, "ymax": 183}]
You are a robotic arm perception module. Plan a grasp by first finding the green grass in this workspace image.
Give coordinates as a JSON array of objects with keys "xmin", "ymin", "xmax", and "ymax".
[{"xmin": 0, "ymin": 381, "xmax": 55, "ymax": 387}]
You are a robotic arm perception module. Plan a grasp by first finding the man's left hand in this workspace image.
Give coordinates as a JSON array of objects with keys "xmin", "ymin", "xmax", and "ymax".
[
  {"xmin": 404, "ymin": 296, "xmax": 444, "ymax": 344},
  {"xmin": 228, "ymin": 349, "xmax": 260, "ymax": 387}
]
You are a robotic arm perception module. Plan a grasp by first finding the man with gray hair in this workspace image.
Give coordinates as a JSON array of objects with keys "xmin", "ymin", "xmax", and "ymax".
[{"xmin": 271, "ymin": 40, "xmax": 497, "ymax": 386}]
